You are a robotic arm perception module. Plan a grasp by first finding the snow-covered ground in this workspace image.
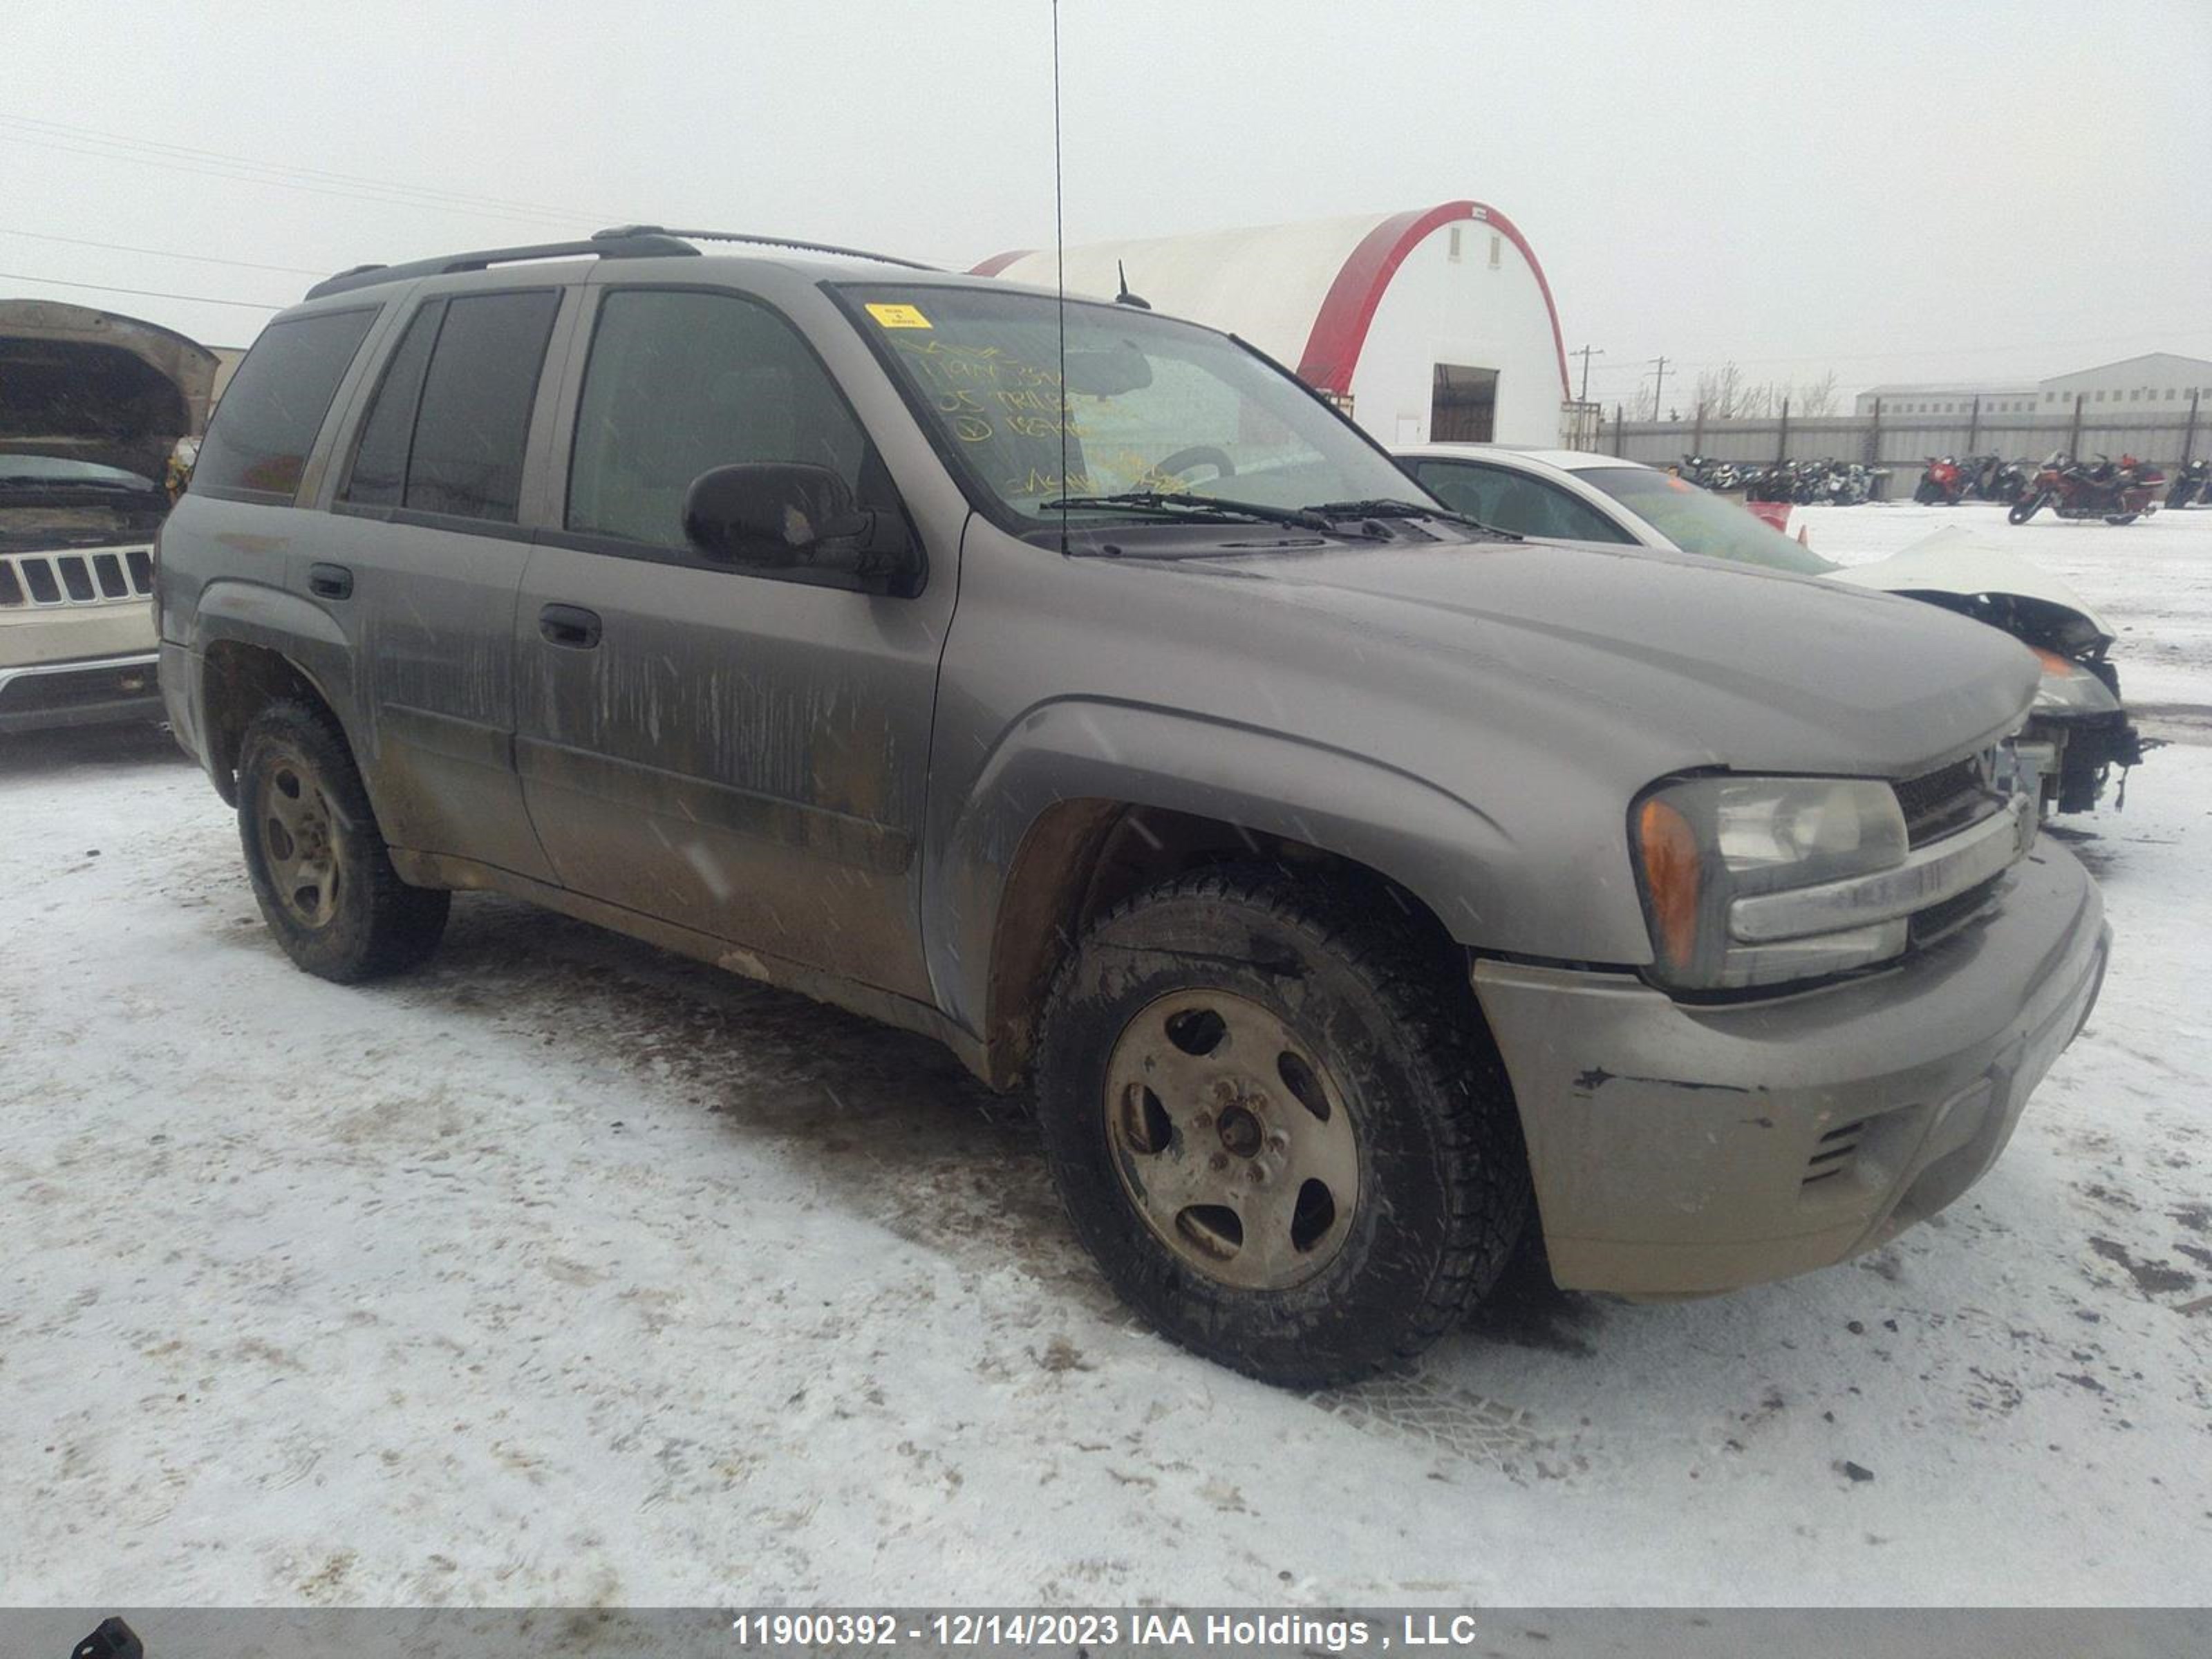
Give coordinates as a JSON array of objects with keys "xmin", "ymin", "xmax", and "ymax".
[{"xmin": 3, "ymin": 504, "xmax": 2208, "ymax": 1609}]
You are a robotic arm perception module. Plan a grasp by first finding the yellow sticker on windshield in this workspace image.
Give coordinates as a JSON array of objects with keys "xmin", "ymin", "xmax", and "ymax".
[{"xmin": 865, "ymin": 303, "xmax": 933, "ymax": 329}]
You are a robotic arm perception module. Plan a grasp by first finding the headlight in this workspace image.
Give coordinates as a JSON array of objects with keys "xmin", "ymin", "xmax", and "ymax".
[
  {"xmin": 2029, "ymin": 650, "xmax": 2121, "ymax": 715},
  {"xmin": 1632, "ymin": 776, "xmax": 1909, "ymax": 990}
]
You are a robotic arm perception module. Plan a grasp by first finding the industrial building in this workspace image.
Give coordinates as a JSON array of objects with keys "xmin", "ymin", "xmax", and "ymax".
[
  {"xmin": 972, "ymin": 203, "xmax": 1573, "ymax": 447},
  {"xmin": 1855, "ymin": 352, "xmax": 2212, "ymax": 417}
]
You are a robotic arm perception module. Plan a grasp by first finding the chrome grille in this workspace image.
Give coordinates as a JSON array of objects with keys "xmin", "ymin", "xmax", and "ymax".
[{"xmin": 0, "ymin": 548, "xmax": 156, "ymax": 609}]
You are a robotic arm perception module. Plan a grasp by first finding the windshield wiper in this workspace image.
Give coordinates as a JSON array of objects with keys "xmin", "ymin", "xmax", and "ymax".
[
  {"xmin": 1040, "ymin": 491, "xmax": 1338, "ymax": 533},
  {"xmin": 1301, "ymin": 498, "xmax": 1521, "ymax": 540}
]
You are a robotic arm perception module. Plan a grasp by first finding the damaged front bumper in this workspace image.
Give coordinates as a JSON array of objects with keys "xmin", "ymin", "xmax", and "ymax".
[{"xmin": 1472, "ymin": 843, "xmax": 2108, "ymax": 1297}]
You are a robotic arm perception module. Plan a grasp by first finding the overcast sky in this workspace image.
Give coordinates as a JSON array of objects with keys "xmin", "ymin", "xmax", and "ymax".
[{"xmin": 6, "ymin": 0, "xmax": 2206, "ymax": 405}]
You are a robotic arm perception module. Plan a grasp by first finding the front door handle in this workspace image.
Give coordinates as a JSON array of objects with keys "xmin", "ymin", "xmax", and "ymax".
[
  {"xmin": 538, "ymin": 603, "xmax": 603, "ymax": 649},
  {"xmin": 308, "ymin": 563, "xmax": 353, "ymax": 600}
]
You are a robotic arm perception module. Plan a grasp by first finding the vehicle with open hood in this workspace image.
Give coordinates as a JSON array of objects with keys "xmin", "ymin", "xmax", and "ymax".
[
  {"xmin": 1395, "ymin": 443, "xmax": 2146, "ymax": 814},
  {"xmin": 1, "ymin": 299, "xmax": 216, "ymax": 734},
  {"xmin": 156, "ymin": 231, "xmax": 2108, "ymax": 1385}
]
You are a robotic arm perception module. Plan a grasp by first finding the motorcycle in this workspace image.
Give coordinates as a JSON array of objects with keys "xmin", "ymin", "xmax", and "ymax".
[
  {"xmin": 1744, "ymin": 464, "xmax": 1794, "ymax": 503},
  {"xmin": 1914, "ymin": 455, "xmax": 1967, "ymax": 505},
  {"xmin": 1960, "ymin": 453, "xmax": 2024, "ymax": 501},
  {"xmin": 1678, "ymin": 453, "xmax": 1724, "ymax": 489},
  {"xmin": 2166, "ymin": 459, "xmax": 2209, "ymax": 508},
  {"xmin": 1983, "ymin": 457, "xmax": 2032, "ymax": 503},
  {"xmin": 2009, "ymin": 452, "xmax": 2165, "ymax": 525}
]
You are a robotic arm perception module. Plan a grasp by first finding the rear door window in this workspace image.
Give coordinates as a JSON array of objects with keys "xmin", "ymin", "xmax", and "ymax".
[
  {"xmin": 400, "ymin": 290, "xmax": 560, "ymax": 524},
  {"xmin": 192, "ymin": 308, "xmax": 377, "ymax": 499}
]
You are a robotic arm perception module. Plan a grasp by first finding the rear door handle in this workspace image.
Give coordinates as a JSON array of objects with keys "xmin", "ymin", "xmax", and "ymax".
[
  {"xmin": 308, "ymin": 563, "xmax": 353, "ymax": 600},
  {"xmin": 538, "ymin": 603, "xmax": 602, "ymax": 649}
]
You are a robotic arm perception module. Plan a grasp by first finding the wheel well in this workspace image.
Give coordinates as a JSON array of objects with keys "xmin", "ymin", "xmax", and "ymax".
[
  {"xmin": 982, "ymin": 800, "xmax": 1460, "ymax": 1089},
  {"xmin": 200, "ymin": 641, "xmax": 332, "ymax": 805}
]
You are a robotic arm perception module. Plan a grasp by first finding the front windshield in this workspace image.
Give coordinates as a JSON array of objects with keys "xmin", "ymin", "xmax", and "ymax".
[
  {"xmin": 841, "ymin": 283, "xmax": 1422, "ymax": 527},
  {"xmin": 1577, "ymin": 466, "xmax": 1837, "ymax": 574}
]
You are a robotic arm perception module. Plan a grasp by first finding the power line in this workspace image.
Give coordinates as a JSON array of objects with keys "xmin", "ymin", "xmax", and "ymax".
[
  {"xmin": 0, "ymin": 126, "xmax": 600, "ymax": 231},
  {"xmin": 0, "ymin": 113, "xmax": 614, "ymax": 226},
  {"xmin": 0, "ymin": 225, "xmax": 325, "ymax": 276},
  {"xmin": 0, "ymin": 270, "xmax": 281, "ymax": 310}
]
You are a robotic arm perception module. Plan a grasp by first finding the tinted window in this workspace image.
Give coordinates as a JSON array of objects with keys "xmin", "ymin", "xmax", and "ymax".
[
  {"xmin": 1413, "ymin": 459, "xmax": 1635, "ymax": 543},
  {"xmin": 843, "ymin": 281, "xmax": 1415, "ymax": 529},
  {"xmin": 568, "ymin": 289, "xmax": 874, "ymax": 548},
  {"xmin": 340, "ymin": 302, "xmax": 442, "ymax": 509},
  {"xmin": 194, "ymin": 309, "xmax": 376, "ymax": 498},
  {"xmin": 404, "ymin": 290, "xmax": 560, "ymax": 523},
  {"xmin": 1577, "ymin": 466, "xmax": 1837, "ymax": 574}
]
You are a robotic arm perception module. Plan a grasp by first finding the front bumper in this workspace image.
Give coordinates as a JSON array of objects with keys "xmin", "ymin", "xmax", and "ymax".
[
  {"xmin": 1472, "ymin": 843, "xmax": 2108, "ymax": 1296},
  {"xmin": 0, "ymin": 651, "xmax": 162, "ymax": 734}
]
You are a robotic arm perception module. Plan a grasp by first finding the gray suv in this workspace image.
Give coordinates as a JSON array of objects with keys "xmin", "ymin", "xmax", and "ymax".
[{"xmin": 156, "ymin": 229, "xmax": 2110, "ymax": 1386}]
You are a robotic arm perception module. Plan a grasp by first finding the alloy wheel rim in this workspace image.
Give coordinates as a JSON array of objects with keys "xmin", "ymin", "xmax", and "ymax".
[
  {"xmin": 257, "ymin": 753, "xmax": 341, "ymax": 929},
  {"xmin": 1102, "ymin": 988, "xmax": 1360, "ymax": 1291}
]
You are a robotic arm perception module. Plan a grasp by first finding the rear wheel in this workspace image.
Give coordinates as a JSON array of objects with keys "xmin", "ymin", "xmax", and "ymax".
[
  {"xmin": 2103, "ymin": 512, "xmax": 2139, "ymax": 526},
  {"xmin": 1033, "ymin": 866, "xmax": 1530, "ymax": 1387},
  {"xmin": 235, "ymin": 700, "xmax": 449, "ymax": 982}
]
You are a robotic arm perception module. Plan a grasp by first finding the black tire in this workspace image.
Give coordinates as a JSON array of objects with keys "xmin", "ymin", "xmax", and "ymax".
[
  {"xmin": 2009, "ymin": 493, "xmax": 2047, "ymax": 525},
  {"xmin": 1913, "ymin": 480, "xmax": 1940, "ymax": 505},
  {"xmin": 235, "ymin": 698, "xmax": 449, "ymax": 982},
  {"xmin": 1033, "ymin": 866, "xmax": 1530, "ymax": 1387},
  {"xmin": 2103, "ymin": 512, "xmax": 2139, "ymax": 526}
]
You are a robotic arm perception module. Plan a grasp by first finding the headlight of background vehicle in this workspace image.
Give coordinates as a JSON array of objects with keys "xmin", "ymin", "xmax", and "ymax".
[
  {"xmin": 2028, "ymin": 648, "xmax": 2122, "ymax": 716},
  {"xmin": 1632, "ymin": 776, "xmax": 1909, "ymax": 991}
]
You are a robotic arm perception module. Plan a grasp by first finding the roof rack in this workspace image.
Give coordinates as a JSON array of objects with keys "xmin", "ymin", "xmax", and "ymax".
[
  {"xmin": 303, "ymin": 232, "xmax": 697, "ymax": 301},
  {"xmin": 592, "ymin": 225, "xmax": 941, "ymax": 272}
]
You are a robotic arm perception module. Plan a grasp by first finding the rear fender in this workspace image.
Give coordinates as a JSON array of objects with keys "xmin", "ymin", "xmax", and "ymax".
[{"xmin": 187, "ymin": 579, "xmax": 366, "ymax": 789}]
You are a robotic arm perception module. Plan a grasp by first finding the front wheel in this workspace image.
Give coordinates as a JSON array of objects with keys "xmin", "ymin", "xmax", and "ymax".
[
  {"xmin": 2104, "ymin": 512, "xmax": 2140, "ymax": 526},
  {"xmin": 236, "ymin": 699, "xmax": 450, "ymax": 982},
  {"xmin": 2009, "ymin": 492, "xmax": 2047, "ymax": 524},
  {"xmin": 1034, "ymin": 867, "xmax": 1530, "ymax": 1387},
  {"xmin": 1913, "ymin": 480, "xmax": 1940, "ymax": 504}
]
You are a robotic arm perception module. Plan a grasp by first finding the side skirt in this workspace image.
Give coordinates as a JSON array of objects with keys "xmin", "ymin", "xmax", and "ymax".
[{"xmin": 389, "ymin": 847, "xmax": 995, "ymax": 1087}]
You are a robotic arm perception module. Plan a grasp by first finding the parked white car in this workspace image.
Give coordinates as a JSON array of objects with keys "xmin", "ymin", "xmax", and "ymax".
[{"xmin": 1394, "ymin": 444, "xmax": 2144, "ymax": 815}]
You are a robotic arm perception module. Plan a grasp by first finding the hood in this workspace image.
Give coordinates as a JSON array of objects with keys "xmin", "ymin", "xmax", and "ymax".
[
  {"xmin": 1824, "ymin": 526, "xmax": 2114, "ymax": 648},
  {"xmin": 0, "ymin": 299, "xmax": 220, "ymax": 482},
  {"xmin": 1172, "ymin": 530, "xmax": 2041, "ymax": 780}
]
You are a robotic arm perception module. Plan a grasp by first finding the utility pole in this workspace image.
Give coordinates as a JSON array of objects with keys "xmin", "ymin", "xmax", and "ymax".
[
  {"xmin": 1647, "ymin": 355, "xmax": 1669, "ymax": 422},
  {"xmin": 1573, "ymin": 344, "xmax": 1604, "ymax": 402}
]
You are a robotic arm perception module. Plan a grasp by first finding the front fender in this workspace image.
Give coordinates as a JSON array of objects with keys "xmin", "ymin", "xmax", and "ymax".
[{"xmin": 926, "ymin": 696, "xmax": 1539, "ymax": 1038}]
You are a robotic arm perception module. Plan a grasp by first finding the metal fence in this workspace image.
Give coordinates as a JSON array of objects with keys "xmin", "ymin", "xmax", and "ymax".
[{"xmin": 1593, "ymin": 394, "xmax": 2207, "ymax": 496}]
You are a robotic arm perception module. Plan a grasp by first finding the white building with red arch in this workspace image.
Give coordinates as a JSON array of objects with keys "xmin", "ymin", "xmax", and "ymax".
[{"xmin": 971, "ymin": 202, "xmax": 1573, "ymax": 448}]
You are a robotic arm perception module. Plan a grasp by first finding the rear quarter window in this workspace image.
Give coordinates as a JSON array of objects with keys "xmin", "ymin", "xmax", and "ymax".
[{"xmin": 192, "ymin": 308, "xmax": 377, "ymax": 500}]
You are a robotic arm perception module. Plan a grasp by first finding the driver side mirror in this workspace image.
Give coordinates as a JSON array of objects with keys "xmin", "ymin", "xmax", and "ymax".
[{"xmin": 682, "ymin": 462, "xmax": 918, "ymax": 593}]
